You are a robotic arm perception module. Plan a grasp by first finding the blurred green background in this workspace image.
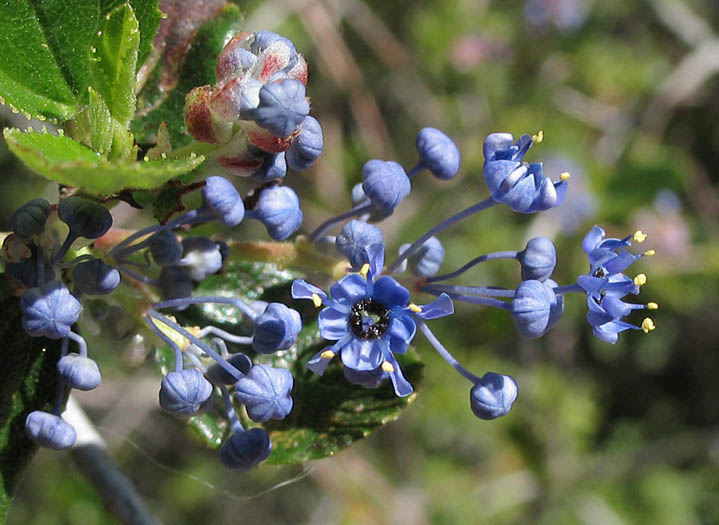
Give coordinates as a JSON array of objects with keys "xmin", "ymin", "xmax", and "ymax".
[{"xmin": 3, "ymin": 0, "xmax": 718, "ymax": 523}]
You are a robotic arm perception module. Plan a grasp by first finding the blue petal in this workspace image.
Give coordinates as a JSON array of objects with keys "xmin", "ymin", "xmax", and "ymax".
[
  {"xmin": 387, "ymin": 315, "xmax": 416, "ymax": 354},
  {"xmin": 415, "ymin": 293, "xmax": 454, "ymax": 319},
  {"xmin": 307, "ymin": 349, "xmax": 334, "ymax": 376},
  {"xmin": 372, "ymin": 276, "xmax": 410, "ymax": 309},
  {"xmin": 330, "ymin": 273, "xmax": 367, "ymax": 305},
  {"xmin": 318, "ymin": 307, "xmax": 348, "ymax": 340},
  {"xmin": 384, "ymin": 352, "xmax": 414, "ymax": 397},
  {"xmin": 341, "ymin": 338, "xmax": 383, "ymax": 371},
  {"xmin": 365, "ymin": 243, "xmax": 385, "ymax": 280},
  {"xmin": 582, "ymin": 225, "xmax": 606, "ymax": 255},
  {"xmin": 291, "ymin": 279, "xmax": 327, "ymax": 302},
  {"xmin": 604, "ymin": 249, "xmax": 640, "ymax": 275}
]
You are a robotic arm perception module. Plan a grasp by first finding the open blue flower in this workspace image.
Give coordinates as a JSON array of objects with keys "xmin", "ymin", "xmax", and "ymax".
[{"xmin": 292, "ymin": 243, "xmax": 453, "ymax": 397}]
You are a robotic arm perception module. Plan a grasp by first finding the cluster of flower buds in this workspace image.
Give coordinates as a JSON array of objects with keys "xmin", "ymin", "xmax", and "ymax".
[
  {"xmin": 3, "ymin": 196, "xmax": 119, "ymax": 449},
  {"xmin": 146, "ymin": 295, "xmax": 300, "ymax": 470},
  {"xmin": 185, "ymin": 30, "xmax": 323, "ymax": 182},
  {"xmin": 3, "ymin": 29, "xmax": 657, "ymax": 471}
]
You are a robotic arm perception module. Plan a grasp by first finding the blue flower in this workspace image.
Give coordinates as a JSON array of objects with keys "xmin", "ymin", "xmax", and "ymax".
[
  {"xmin": 292, "ymin": 244, "xmax": 453, "ymax": 397},
  {"xmin": 398, "ymin": 236, "xmax": 445, "ymax": 277},
  {"xmin": 233, "ymin": 364, "xmax": 294, "ymax": 422},
  {"xmin": 576, "ymin": 225, "xmax": 657, "ymax": 343},
  {"xmin": 483, "ymin": 132, "xmax": 568, "ymax": 213}
]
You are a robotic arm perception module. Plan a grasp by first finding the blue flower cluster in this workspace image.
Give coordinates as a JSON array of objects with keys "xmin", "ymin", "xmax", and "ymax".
[{"xmin": 1, "ymin": 29, "xmax": 657, "ymax": 471}]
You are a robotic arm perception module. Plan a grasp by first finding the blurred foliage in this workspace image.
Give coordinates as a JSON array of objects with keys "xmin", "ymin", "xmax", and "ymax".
[{"xmin": 3, "ymin": 0, "xmax": 718, "ymax": 523}]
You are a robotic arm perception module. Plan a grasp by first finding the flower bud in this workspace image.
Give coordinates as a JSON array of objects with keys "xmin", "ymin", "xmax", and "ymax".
[
  {"xmin": 361, "ymin": 160, "xmax": 410, "ymax": 217},
  {"xmin": 159, "ymin": 369, "xmax": 213, "ymax": 418},
  {"xmin": 286, "ymin": 116, "xmax": 323, "ymax": 171},
  {"xmin": 470, "ymin": 372, "xmax": 518, "ymax": 420},
  {"xmin": 251, "ymin": 152, "xmax": 287, "ymax": 183},
  {"xmin": 518, "ymin": 237, "xmax": 556, "ymax": 282},
  {"xmin": 252, "ymin": 303, "xmax": 302, "ymax": 354},
  {"xmin": 206, "ymin": 353, "xmax": 253, "ymax": 385},
  {"xmin": 510, "ymin": 279, "xmax": 560, "ymax": 338},
  {"xmin": 25, "ymin": 411, "xmax": 76, "ymax": 450},
  {"xmin": 149, "ymin": 229, "xmax": 182, "ymax": 266},
  {"xmin": 415, "ymin": 127, "xmax": 461, "ymax": 180},
  {"xmin": 233, "ymin": 364, "xmax": 294, "ymax": 422},
  {"xmin": 21, "ymin": 281, "xmax": 82, "ymax": 339},
  {"xmin": 178, "ymin": 237, "xmax": 223, "ymax": 281},
  {"xmin": 336, "ymin": 220, "xmax": 383, "ymax": 270},
  {"xmin": 219, "ymin": 428, "xmax": 272, "ymax": 470},
  {"xmin": 57, "ymin": 197, "xmax": 112, "ymax": 239},
  {"xmin": 73, "ymin": 259, "xmax": 120, "ymax": 295},
  {"xmin": 57, "ymin": 354, "xmax": 102, "ymax": 391},
  {"xmin": 255, "ymin": 79, "xmax": 309, "ymax": 137},
  {"xmin": 399, "ymin": 236, "xmax": 445, "ymax": 277},
  {"xmin": 201, "ymin": 176, "xmax": 245, "ymax": 227},
  {"xmin": 10, "ymin": 198, "xmax": 51, "ymax": 238},
  {"xmin": 255, "ymin": 186, "xmax": 303, "ymax": 240}
]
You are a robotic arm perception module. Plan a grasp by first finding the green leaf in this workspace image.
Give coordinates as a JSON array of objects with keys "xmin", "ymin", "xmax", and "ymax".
[
  {"xmin": 159, "ymin": 261, "xmax": 423, "ymax": 464},
  {"xmin": 4, "ymin": 128, "xmax": 205, "ymax": 195},
  {"xmin": 133, "ymin": 4, "xmax": 244, "ymax": 147},
  {"xmin": 90, "ymin": 4, "xmax": 139, "ymax": 127},
  {"xmin": 0, "ymin": 278, "xmax": 64, "ymax": 520},
  {"xmin": 0, "ymin": 0, "xmax": 161, "ymax": 122}
]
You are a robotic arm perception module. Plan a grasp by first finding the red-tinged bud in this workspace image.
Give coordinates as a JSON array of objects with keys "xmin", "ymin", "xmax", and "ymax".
[
  {"xmin": 184, "ymin": 86, "xmax": 232, "ymax": 144},
  {"xmin": 257, "ymin": 40, "xmax": 293, "ymax": 82},
  {"xmin": 286, "ymin": 54, "xmax": 308, "ymax": 85},
  {"xmin": 240, "ymin": 121, "xmax": 295, "ymax": 153},
  {"xmin": 215, "ymin": 32, "xmax": 254, "ymax": 84},
  {"xmin": 209, "ymin": 77, "xmax": 243, "ymax": 121}
]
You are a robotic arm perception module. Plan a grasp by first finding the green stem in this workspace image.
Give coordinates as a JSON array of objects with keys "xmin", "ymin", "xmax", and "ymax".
[{"xmin": 228, "ymin": 236, "xmax": 343, "ymax": 277}]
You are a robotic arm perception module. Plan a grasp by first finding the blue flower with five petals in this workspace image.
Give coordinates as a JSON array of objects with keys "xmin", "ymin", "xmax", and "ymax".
[{"xmin": 292, "ymin": 243, "xmax": 453, "ymax": 397}]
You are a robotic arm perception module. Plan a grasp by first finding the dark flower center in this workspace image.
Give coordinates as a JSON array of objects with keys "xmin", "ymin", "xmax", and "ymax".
[{"xmin": 349, "ymin": 298, "xmax": 389, "ymax": 339}]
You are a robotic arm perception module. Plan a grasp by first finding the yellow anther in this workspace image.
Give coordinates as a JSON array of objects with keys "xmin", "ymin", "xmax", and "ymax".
[
  {"xmin": 641, "ymin": 318, "xmax": 656, "ymax": 333},
  {"xmin": 311, "ymin": 293, "xmax": 322, "ymax": 308},
  {"xmin": 633, "ymin": 230, "xmax": 647, "ymax": 243},
  {"xmin": 381, "ymin": 361, "xmax": 395, "ymax": 373},
  {"xmin": 647, "ymin": 302, "xmax": 658, "ymax": 310},
  {"xmin": 359, "ymin": 263, "xmax": 370, "ymax": 277},
  {"xmin": 532, "ymin": 130, "xmax": 544, "ymax": 143},
  {"xmin": 408, "ymin": 303, "xmax": 422, "ymax": 313},
  {"xmin": 320, "ymin": 350, "xmax": 335, "ymax": 359},
  {"xmin": 560, "ymin": 171, "xmax": 571, "ymax": 181},
  {"xmin": 644, "ymin": 249, "xmax": 655, "ymax": 256},
  {"xmin": 634, "ymin": 273, "xmax": 647, "ymax": 286}
]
